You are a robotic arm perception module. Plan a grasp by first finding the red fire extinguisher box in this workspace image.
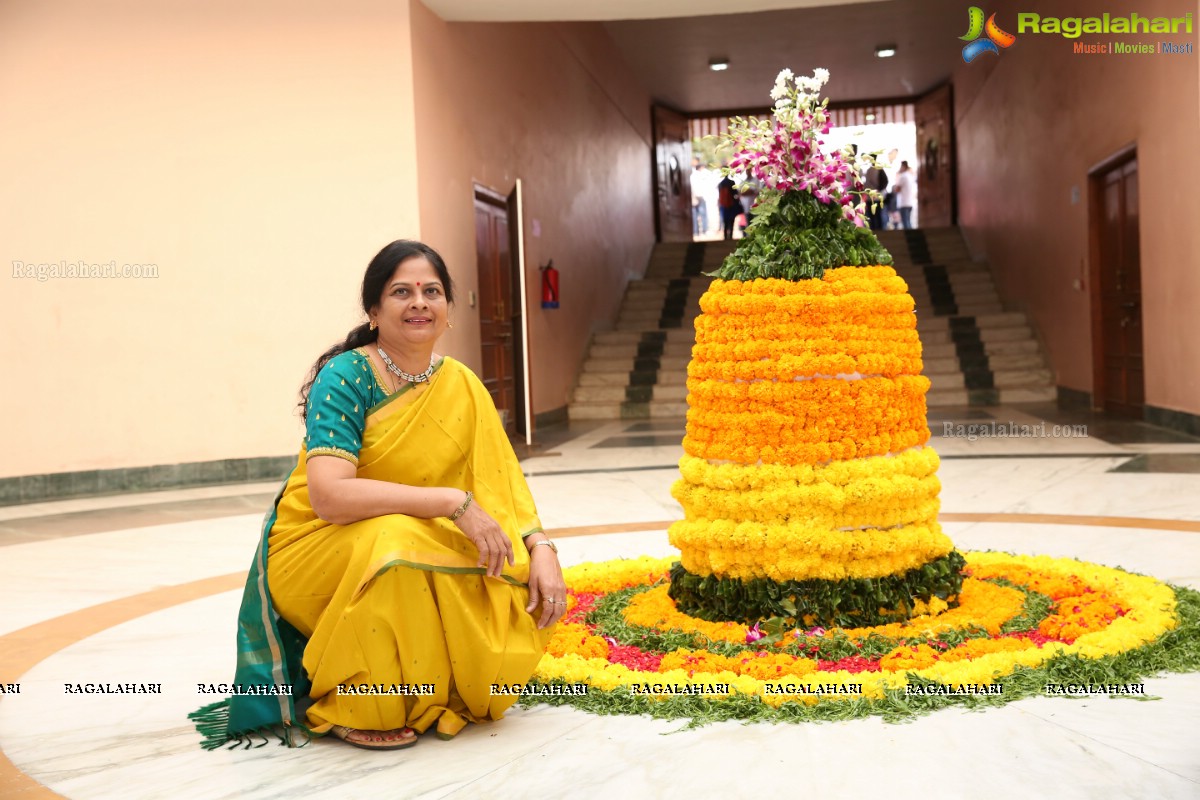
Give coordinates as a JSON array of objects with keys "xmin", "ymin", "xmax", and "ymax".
[{"xmin": 540, "ymin": 261, "xmax": 559, "ymax": 309}]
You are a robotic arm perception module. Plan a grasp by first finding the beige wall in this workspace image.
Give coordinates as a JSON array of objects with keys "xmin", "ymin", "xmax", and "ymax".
[
  {"xmin": 0, "ymin": 0, "xmax": 423, "ymax": 477},
  {"xmin": 409, "ymin": 2, "xmax": 656, "ymax": 416},
  {"xmin": 954, "ymin": 0, "xmax": 1200, "ymax": 415}
]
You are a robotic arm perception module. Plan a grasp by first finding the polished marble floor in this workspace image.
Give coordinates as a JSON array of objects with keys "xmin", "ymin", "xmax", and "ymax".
[{"xmin": 1, "ymin": 405, "xmax": 1199, "ymax": 800}]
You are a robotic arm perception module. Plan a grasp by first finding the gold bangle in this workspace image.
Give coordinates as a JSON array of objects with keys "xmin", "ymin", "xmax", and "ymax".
[
  {"xmin": 529, "ymin": 539, "xmax": 558, "ymax": 555},
  {"xmin": 449, "ymin": 490, "xmax": 474, "ymax": 522}
]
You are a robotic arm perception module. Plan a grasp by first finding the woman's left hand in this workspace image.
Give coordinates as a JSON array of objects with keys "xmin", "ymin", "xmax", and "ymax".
[{"xmin": 525, "ymin": 547, "xmax": 567, "ymax": 629}]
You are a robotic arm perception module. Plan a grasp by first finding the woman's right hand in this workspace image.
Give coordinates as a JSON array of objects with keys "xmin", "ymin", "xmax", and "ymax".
[{"xmin": 451, "ymin": 495, "xmax": 514, "ymax": 578}]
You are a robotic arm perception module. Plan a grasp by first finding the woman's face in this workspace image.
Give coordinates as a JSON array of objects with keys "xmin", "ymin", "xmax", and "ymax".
[{"xmin": 371, "ymin": 255, "xmax": 449, "ymax": 348}]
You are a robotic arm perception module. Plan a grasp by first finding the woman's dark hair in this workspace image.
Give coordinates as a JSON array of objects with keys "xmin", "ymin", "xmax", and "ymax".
[{"xmin": 297, "ymin": 240, "xmax": 454, "ymax": 412}]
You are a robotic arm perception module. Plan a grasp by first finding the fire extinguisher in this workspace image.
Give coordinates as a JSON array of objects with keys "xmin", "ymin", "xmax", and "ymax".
[{"xmin": 540, "ymin": 260, "xmax": 559, "ymax": 309}]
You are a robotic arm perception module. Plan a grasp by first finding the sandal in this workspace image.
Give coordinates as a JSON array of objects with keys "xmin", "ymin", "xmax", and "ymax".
[{"xmin": 329, "ymin": 724, "xmax": 418, "ymax": 751}]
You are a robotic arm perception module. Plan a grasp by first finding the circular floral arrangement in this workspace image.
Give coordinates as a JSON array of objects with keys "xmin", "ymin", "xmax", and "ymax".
[{"xmin": 522, "ymin": 554, "xmax": 1200, "ymax": 723}]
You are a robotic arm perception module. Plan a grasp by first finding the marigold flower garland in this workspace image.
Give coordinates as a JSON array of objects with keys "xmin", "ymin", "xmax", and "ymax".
[
  {"xmin": 673, "ymin": 263, "xmax": 959, "ymax": 624},
  {"xmin": 671, "ymin": 519, "xmax": 952, "ymax": 582}
]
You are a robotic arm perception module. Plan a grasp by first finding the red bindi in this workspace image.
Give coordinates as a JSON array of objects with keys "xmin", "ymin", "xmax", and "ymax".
[{"xmin": 416, "ymin": 281, "xmax": 421, "ymax": 286}]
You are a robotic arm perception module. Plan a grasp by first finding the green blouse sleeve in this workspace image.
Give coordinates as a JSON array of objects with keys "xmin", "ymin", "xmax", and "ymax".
[{"xmin": 304, "ymin": 351, "xmax": 374, "ymax": 466}]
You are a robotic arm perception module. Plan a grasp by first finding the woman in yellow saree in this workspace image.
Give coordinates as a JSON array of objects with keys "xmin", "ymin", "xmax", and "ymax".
[{"xmin": 192, "ymin": 240, "xmax": 565, "ymax": 750}]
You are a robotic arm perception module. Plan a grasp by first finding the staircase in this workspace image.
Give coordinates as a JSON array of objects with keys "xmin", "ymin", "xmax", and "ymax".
[{"xmin": 568, "ymin": 228, "xmax": 1056, "ymax": 420}]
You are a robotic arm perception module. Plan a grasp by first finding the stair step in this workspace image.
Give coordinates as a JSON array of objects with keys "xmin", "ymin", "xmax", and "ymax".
[
  {"xmin": 922, "ymin": 338, "xmax": 1040, "ymax": 359},
  {"xmin": 926, "ymin": 368, "xmax": 1053, "ymax": 391},
  {"xmin": 592, "ymin": 329, "xmax": 698, "ymax": 345},
  {"xmin": 910, "ymin": 288, "xmax": 1001, "ymax": 305},
  {"xmin": 998, "ymin": 386, "xmax": 1058, "ymax": 403},
  {"xmin": 916, "ymin": 312, "xmax": 1027, "ymax": 331},
  {"xmin": 616, "ymin": 321, "xmax": 698, "ymax": 331},
  {"xmin": 922, "ymin": 352, "xmax": 1046, "ymax": 375},
  {"xmin": 568, "ymin": 401, "xmax": 691, "ymax": 420},
  {"xmin": 588, "ymin": 342, "xmax": 696, "ymax": 359},
  {"xmin": 578, "ymin": 371, "xmax": 689, "ymax": 387},
  {"xmin": 572, "ymin": 384, "xmax": 690, "ymax": 403},
  {"xmin": 583, "ymin": 356, "xmax": 692, "ymax": 373},
  {"xmin": 925, "ymin": 389, "xmax": 970, "ymax": 406}
]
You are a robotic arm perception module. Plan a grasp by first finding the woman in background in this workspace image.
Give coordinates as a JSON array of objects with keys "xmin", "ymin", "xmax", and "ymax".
[{"xmin": 894, "ymin": 161, "xmax": 917, "ymax": 230}]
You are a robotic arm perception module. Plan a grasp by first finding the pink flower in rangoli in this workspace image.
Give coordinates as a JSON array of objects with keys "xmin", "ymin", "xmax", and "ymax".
[{"xmin": 745, "ymin": 623, "xmax": 765, "ymax": 643}]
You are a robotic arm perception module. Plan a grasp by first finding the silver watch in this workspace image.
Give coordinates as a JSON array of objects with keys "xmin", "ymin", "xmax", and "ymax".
[{"xmin": 529, "ymin": 539, "xmax": 558, "ymax": 555}]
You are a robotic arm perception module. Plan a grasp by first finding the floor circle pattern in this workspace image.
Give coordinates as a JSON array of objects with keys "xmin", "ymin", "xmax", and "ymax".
[{"xmin": 528, "ymin": 550, "xmax": 1199, "ymax": 722}]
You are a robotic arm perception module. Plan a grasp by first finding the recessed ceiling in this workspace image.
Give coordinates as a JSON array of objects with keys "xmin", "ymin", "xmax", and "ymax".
[
  {"xmin": 604, "ymin": 0, "xmax": 968, "ymax": 112},
  {"xmin": 421, "ymin": 0, "xmax": 969, "ymax": 112},
  {"xmin": 421, "ymin": 0, "xmax": 880, "ymax": 22}
]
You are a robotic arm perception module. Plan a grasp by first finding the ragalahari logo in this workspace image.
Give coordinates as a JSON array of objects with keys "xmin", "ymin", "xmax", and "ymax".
[{"xmin": 960, "ymin": 7, "xmax": 1017, "ymax": 62}]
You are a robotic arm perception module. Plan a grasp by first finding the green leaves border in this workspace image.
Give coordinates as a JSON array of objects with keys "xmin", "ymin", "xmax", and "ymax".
[
  {"xmin": 709, "ymin": 190, "xmax": 894, "ymax": 282},
  {"xmin": 667, "ymin": 551, "xmax": 968, "ymax": 628}
]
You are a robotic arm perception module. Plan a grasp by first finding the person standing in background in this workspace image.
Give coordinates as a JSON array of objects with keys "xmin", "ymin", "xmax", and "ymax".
[
  {"xmin": 716, "ymin": 172, "xmax": 742, "ymax": 241},
  {"xmin": 864, "ymin": 162, "xmax": 889, "ymax": 231},
  {"xmin": 894, "ymin": 161, "xmax": 917, "ymax": 230},
  {"xmin": 738, "ymin": 173, "xmax": 762, "ymax": 233},
  {"xmin": 883, "ymin": 147, "xmax": 900, "ymax": 229},
  {"xmin": 689, "ymin": 160, "xmax": 711, "ymax": 238}
]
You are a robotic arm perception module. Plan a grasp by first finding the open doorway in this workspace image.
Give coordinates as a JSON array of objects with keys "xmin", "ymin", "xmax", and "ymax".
[
  {"xmin": 824, "ymin": 119, "xmax": 918, "ymax": 230},
  {"xmin": 687, "ymin": 104, "xmax": 918, "ymax": 240}
]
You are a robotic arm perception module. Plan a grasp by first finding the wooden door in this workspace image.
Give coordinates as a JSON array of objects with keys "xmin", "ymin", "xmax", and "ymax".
[
  {"xmin": 1092, "ymin": 157, "xmax": 1144, "ymax": 416},
  {"xmin": 913, "ymin": 83, "xmax": 955, "ymax": 228},
  {"xmin": 652, "ymin": 104, "xmax": 693, "ymax": 242},
  {"xmin": 474, "ymin": 192, "xmax": 516, "ymax": 431}
]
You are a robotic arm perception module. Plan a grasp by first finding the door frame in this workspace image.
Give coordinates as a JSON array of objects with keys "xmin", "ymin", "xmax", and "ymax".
[
  {"xmin": 1085, "ymin": 142, "xmax": 1138, "ymax": 413},
  {"xmin": 508, "ymin": 179, "xmax": 534, "ymax": 446}
]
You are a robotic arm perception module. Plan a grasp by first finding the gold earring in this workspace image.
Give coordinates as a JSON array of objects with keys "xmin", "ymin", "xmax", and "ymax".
[
  {"xmin": 447, "ymin": 321, "xmax": 454, "ymax": 330},
  {"xmin": 369, "ymin": 320, "xmax": 377, "ymax": 331}
]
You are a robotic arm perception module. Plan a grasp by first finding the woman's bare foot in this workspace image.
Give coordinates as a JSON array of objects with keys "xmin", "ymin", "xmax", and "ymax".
[{"xmin": 330, "ymin": 724, "xmax": 417, "ymax": 750}]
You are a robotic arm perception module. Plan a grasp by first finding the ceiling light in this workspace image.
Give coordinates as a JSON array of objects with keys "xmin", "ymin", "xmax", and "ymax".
[
  {"xmin": 875, "ymin": 46, "xmax": 897, "ymax": 58},
  {"xmin": 709, "ymin": 58, "xmax": 730, "ymax": 71}
]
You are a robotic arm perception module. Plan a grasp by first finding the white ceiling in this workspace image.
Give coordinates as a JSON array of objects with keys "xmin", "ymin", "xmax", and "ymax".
[{"xmin": 421, "ymin": 0, "xmax": 879, "ymax": 22}]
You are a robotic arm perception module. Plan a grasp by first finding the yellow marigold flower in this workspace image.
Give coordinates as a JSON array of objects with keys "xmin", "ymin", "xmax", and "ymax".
[
  {"xmin": 880, "ymin": 643, "xmax": 941, "ymax": 671},
  {"xmin": 562, "ymin": 556, "xmax": 675, "ymax": 593},
  {"xmin": 546, "ymin": 623, "xmax": 609, "ymax": 660}
]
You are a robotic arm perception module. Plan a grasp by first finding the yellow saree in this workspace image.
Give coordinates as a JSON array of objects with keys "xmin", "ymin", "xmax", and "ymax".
[{"xmin": 266, "ymin": 356, "xmax": 552, "ymax": 740}]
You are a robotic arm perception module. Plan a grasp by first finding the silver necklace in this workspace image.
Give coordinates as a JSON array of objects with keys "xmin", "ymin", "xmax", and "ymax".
[{"xmin": 377, "ymin": 347, "xmax": 436, "ymax": 384}]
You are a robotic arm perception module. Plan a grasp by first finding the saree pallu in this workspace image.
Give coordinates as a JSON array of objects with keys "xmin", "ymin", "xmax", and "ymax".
[{"xmin": 191, "ymin": 358, "xmax": 552, "ymax": 748}]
